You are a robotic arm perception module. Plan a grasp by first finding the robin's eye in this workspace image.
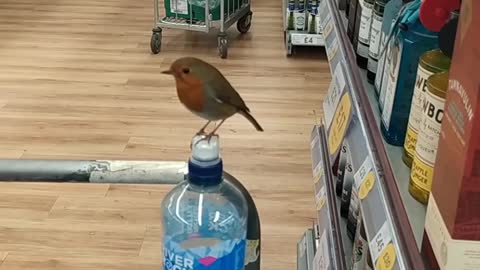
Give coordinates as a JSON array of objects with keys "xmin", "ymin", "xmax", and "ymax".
[{"xmin": 182, "ymin": 68, "xmax": 190, "ymax": 74}]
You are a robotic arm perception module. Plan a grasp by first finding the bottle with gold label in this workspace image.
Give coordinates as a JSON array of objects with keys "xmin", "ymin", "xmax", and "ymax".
[
  {"xmin": 402, "ymin": 49, "xmax": 451, "ymax": 167},
  {"xmin": 409, "ymin": 71, "xmax": 449, "ymax": 204}
]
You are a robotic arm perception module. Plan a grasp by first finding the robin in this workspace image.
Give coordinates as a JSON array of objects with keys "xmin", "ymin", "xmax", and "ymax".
[{"xmin": 161, "ymin": 57, "xmax": 264, "ymax": 140}]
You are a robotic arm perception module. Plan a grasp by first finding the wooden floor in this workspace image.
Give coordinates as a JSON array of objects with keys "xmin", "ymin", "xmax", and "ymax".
[{"xmin": 0, "ymin": 0, "xmax": 331, "ymax": 269}]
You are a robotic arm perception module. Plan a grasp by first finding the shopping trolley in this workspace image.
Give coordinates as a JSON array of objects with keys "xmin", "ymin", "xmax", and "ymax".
[{"xmin": 151, "ymin": 0, "xmax": 253, "ymax": 58}]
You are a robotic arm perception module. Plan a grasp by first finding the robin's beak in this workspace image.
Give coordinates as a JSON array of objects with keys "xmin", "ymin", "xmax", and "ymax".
[{"xmin": 161, "ymin": 69, "xmax": 173, "ymax": 75}]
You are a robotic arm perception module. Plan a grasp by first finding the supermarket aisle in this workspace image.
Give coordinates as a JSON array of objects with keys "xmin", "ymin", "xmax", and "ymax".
[{"xmin": 0, "ymin": 0, "xmax": 330, "ymax": 269}]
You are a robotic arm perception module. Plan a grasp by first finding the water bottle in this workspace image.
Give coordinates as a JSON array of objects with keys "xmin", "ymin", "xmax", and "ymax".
[{"xmin": 161, "ymin": 135, "xmax": 248, "ymax": 270}]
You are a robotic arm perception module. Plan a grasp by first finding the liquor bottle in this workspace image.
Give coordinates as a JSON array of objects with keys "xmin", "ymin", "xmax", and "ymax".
[
  {"xmin": 335, "ymin": 140, "xmax": 349, "ymax": 196},
  {"xmin": 308, "ymin": 1, "xmax": 317, "ymax": 34},
  {"xmin": 295, "ymin": 0, "xmax": 306, "ymax": 31},
  {"xmin": 380, "ymin": 0, "xmax": 439, "ymax": 146},
  {"xmin": 352, "ymin": 0, "xmax": 362, "ymax": 50},
  {"xmin": 287, "ymin": 0, "xmax": 296, "ymax": 30},
  {"xmin": 366, "ymin": 0, "xmax": 387, "ymax": 84},
  {"xmin": 355, "ymin": 0, "xmax": 375, "ymax": 69},
  {"xmin": 375, "ymin": 0, "xmax": 404, "ymax": 104},
  {"xmin": 347, "ymin": 0, "xmax": 360, "ymax": 42},
  {"xmin": 346, "ymin": 0, "xmax": 351, "ymax": 16},
  {"xmin": 346, "ymin": 181, "xmax": 360, "ymax": 240},
  {"xmin": 340, "ymin": 153, "xmax": 354, "ymax": 218},
  {"xmin": 409, "ymin": 71, "xmax": 449, "ymax": 204},
  {"xmin": 351, "ymin": 212, "xmax": 368, "ymax": 269},
  {"xmin": 402, "ymin": 49, "xmax": 451, "ymax": 167}
]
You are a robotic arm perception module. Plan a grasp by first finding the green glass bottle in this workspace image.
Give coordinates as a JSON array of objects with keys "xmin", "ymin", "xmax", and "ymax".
[{"xmin": 287, "ymin": 0, "xmax": 295, "ymax": 30}]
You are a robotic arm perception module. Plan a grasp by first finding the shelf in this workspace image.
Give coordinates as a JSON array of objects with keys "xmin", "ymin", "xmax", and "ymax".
[
  {"xmin": 310, "ymin": 125, "xmax": 348, "ymax": 270},
  {"xmin": 360, "ymin": 69, "xmax": 427, "ymax": 248},
  {"xmin": 315, "ymin": 0, "xmax": 429, "ymax": 269}
]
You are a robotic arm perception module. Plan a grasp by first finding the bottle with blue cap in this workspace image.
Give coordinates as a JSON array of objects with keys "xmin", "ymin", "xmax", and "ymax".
[{"xmin": 161, "ymin": 135, "xmax": 248, "ymax": 270}]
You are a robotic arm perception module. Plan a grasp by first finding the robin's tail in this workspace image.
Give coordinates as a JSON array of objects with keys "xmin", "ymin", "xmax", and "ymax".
[{"xmin": 239, "ymin": 110, "xmax": 264, "ymax": 132}]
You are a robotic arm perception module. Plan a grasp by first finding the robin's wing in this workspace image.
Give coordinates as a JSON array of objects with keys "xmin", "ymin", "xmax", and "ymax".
[{"xmin": 204, "ymin": 71, "xmax": 250, "ymax": 112}]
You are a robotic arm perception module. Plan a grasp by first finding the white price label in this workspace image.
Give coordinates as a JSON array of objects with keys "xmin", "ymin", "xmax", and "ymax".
[
  {"xmin": 292, "ymin": 34, "xmax": 321, "ymax": 46},
  {"xmin": 369, "ymin": 221, "xmax": 393, "ymax": 262},
  {"xmin": 322, "ymin": 64, "xmax": 346, "ymax": 129},
  {"xmin": 326, "ymin": 37, "xmax": 339, "ymax": 61},
  {"xmin": 315, "ymin": 185, "xmax": 327, "ymax": 210},
  {"xmin": 354, "ymin": 156, "xmax": 373, "ymax": 189},
  {"xmin": 314, "ymin": 230, "xmax": 330, "ymax": 270}
]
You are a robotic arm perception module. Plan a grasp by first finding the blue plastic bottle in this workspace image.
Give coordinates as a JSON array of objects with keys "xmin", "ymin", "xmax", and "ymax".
[
  {"xmin": 161, "ymin": 136, "xmax": 248, "ymax": 270},
  {"xmin": 380, "ymin": 0, "xmax": 439, "ymax": 146}
]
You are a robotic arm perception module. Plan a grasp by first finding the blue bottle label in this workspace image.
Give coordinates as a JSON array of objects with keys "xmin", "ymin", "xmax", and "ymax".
[{"xmin": 163, "ymin": 236, "xmax": 246, "ymax": 270}]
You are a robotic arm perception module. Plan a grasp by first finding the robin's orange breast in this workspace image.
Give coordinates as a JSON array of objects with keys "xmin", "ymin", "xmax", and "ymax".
[{"xmin": 176, "ymin": 79, "xmax": 205, "ymax": 113}]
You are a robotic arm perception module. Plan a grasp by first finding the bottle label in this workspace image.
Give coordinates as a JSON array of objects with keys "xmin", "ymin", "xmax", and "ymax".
[
  {"xmin": 374, "ymin": 33, "xmax": 387, "ymax": 95},
  {"xmin": 294, "ymin": 11, "xmax": 306, "ymax": 30},
  {"xmin": 358, "ymin": 0, "xmax": 373, "ymax": 45},
  {"xmin": 367, "ymin": 58, "xmax": 378, "ymax": 74},
  {"xmin": 163, "ymin": 236, "xmax": 246, "ymax": 270},
  {"xmin": 378, "ymin": 35, "xmax": 391, "ymax": 109},
  {"xmin": 368, "ymin": 13, "xmax": 382, "ymax": 60},
  {"xmin": 403, "ymin": 65, "xmax": 433, "ymax": 159},
  {"xmin": 381, "ymin": 40, "xmax": 402, "ymax": 129},
  {"xmin": 356, "ymin": 42, "xmax": 369, "ymax": 58},
  {"xmin": 410, "ymin": 90, "xmax": 445, "ymax": 191}
]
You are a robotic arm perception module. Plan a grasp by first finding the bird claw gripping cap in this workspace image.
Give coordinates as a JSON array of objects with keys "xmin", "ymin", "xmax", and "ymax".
[{"xmin": 188, "ymin": 134, "xmax": 223, "ymax": 186}]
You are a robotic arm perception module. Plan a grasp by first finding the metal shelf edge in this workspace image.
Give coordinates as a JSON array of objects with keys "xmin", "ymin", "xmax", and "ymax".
[{"xmin": 318, "ymin": 0, "xmax": 427, "ymax": 269}]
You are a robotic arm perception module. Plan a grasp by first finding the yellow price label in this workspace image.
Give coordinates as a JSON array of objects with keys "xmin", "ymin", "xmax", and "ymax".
[
  {"xmin": 376, "ymin": 243, "xmax": 397, "ymax": 270},
  {"xmin": 328, "ymin": 93, "xmax": 352, "ymax": 156},
  {"xmin": 316, "ymin": 196, "xmax": 326, "ymax": 211},
  {"xmin": 358, "ymin": 171, "xmax": 375, "ymax": 200},
  {"xmin": 313, "ymin": 171, "xmax": 323, "ymax": 184}
]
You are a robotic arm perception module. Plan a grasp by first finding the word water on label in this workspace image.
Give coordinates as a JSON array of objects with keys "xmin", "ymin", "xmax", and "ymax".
[{"xmin": 163, "ymin": 236, "xmax": 246, "ymax": 270}]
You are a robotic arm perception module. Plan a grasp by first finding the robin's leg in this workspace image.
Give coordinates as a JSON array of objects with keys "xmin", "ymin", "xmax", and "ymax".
[
  {"xmin": 196, "ymin": 121, "xmax": 211, "ymax": 135},
  {"xmin": 205, "ymin": 119, "xmax": 226, "ymax": 142},
  {"xmin": 194, "ymin": 119, "xmax": 226, "ymax": 146}
]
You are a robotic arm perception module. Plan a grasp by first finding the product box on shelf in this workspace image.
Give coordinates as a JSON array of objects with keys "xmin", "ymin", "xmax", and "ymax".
[{"xmin": 422, "ymin": 1, "xmax": 480, "ymax": 269}]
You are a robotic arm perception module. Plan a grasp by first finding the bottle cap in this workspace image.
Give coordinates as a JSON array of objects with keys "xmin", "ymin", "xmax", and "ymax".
[{"xmin": 188, "ymin": 135, "xmax": 223, "ymax": 186}]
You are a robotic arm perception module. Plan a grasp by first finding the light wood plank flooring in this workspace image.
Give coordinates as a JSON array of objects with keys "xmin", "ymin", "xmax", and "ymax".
[{"xmin": 0, "ymin": 0, "xmax": 331, "ymax": 269}]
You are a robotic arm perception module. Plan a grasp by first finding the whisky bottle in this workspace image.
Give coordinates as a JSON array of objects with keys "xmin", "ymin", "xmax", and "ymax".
[{"xmin": 355, "ymin": 0, "xmax": 374, "ymax": 69}]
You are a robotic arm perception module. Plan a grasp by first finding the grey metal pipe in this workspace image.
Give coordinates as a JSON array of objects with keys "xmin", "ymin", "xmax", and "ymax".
[{"xmin": 0, "ymin": 159, "xmax": 187, "ymax": 184}]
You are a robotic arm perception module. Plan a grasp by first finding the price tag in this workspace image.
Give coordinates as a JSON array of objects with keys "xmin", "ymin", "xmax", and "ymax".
[
  {"xmin": 327, "ymin": 92, "xmax": 352, "ymax": 156},
  {"xmin": 326, "ymin": 37, "xmax": 339, "ymax": 61},
  {"xmin": 354, "ymin": 156, "xmax": 376, "ymax": 199},
  {"xmin": 323, "ymin": 20, "xmax": 334, "ymax": 38},
  {"xmin": 376, "ymin": 243, "xmax": 397, "ymax": 270},
  {"xmin": 313, "ymin": 162, "xmax": 324, "ymax": 184},
  {"xmin": 291, "ymin": 34, "xmax": 322, "ymax": 46},
  {"xmin": 323, "ymin": 64, "xmax": 346, "ymax": 128},
  {"xmin": 369, "ymin": 221, "xmax": 397, "ymax": 270},
  {"xmin": 313, "ymin": 230, "xmax": 330, "ymax": 270},
  {"xmin": 315, "ymin": 185, "xmax": 327, "ymax": 210}
]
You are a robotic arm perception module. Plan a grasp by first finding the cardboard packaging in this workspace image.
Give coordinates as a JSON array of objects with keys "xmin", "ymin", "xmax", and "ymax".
[{"xmin": 422, "ymin": 1, "xmax": 480, "ymax": 269}]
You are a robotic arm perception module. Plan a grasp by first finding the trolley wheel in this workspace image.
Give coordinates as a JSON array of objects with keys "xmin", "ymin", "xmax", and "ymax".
[
  {"xmin": 218, "ymin": 37, "xmax": 228, "ymax": 59},
  {"xmin": 150, "ymin": 31, "xmax": 162, "ymax": 54},
  {"xmin": 237, "ymin": 11, "xmax": 252, "ymax": 34}
]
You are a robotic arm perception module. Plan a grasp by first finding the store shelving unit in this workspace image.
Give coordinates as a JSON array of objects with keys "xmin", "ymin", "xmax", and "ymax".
[
  {"xmin": 282, "ymin": 0, "xmax": 325, "ymax": 56},
  {"xmin": 305, "ymin": 0, "xmax": 431, "ymax": 269}
]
